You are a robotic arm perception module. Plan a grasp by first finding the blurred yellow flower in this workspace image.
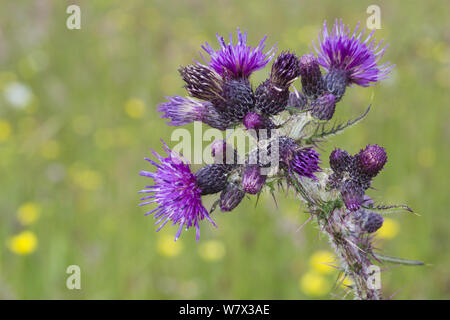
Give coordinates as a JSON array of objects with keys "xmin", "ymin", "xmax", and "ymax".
[
  {"xmin": 124, "ymin": 98, "xmax": 145, "ymax": 119},
  {"xmin": 198, "ymin": 240, "xmax": 226, "ymax": 262},
  {"xmin": 0, "ymin": 120, "xmax": 12, "ymax": 142},
  {"xmin": 40, "ymin": 140, "xmax": 60, "ymax": 159},
  {"xmin": 7, "ymin": 231, "xmax": 38, "ymax": 255},
  {"xmin": 157, "ymin": 234, "xmax": 183, "ymax": 258},
  {"xmin": 377, "ymin": 218, "xmax": 399, "ymax": 239},
  {"xmin": 309, "ymin": 250, "xmax": 335, "ymax": 275},
  {"xmin": 299, "ymin": 271, "xmax": 330, "ymax": 297},
  {"xmin": 71, "ymin": 168, "xmax": 102, "ymax": 190},
  {"xmin": 17, "ymin": 202, "xmax": 41, "ymax": 226}
]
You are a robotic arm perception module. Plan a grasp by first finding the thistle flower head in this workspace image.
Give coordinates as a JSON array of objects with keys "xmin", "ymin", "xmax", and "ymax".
[
  {"xmin": 201, "ymin": 28, "xmax": 276, "ymax": 79},
  {"xmin": 298, "ymin": 53, "xmax": 324, "ymax": 99},
  {"xmin": 356, "ymin": 144, "xmax": 387, "ymax": 177},
  {"xmin": 279, "ymin": 137, "xmax": 321, "ymax": 180},
  {"xmin": 241, "ymin": 165, "xmax": 266, "ymax": 194},
  {"xmin": 270, "ymin": 51, "xmax": 300, "ymax": 88},
  {"xmin": 363, "ymin": 211, "xmax": 384, "ymax": 233},
  {"xmin": 157, "ymin": 96, "xmax": 231, "ymax": 130},
  {"xmin": 221, "ymin": 79, "xmax": 255, "ymax": 121},
  {"xmin": 314, "ymin": 19, "xmax": 393, "ymax": 87},
  {"xmin": 329, "ymin": 148, "xmax": 351, "ymax": 174},
  {"xmin": 352, "ymin": 207, "xmax": 384, "ymax": 234},
  {"xmin": 243, "ymin": 112, "xmax": 266, "ymax": 130},
  {"xmin": 255, "ymin": 79, "xmax": 290, "ymax": 115},
  {"xmin": 341, "ymin": 179, "xmax": 364, "ymax": 212},
  {"xmin": 139, "ymin": 141, "xmax": 215, "ymax": 241},
  {"xmin": 179, "ymin": 64, "xmax": 224, "ymax": 101},
  {"xmin": 194, "ymin": 164, "xmax": 229, "ymax": 195},
  {"xmin": 311, "ymin": 93, "xmax": 336, "ymax": 120},
  {"xmin": 220, "ymin": 183, "xmax": 245, "ymax": 212}
]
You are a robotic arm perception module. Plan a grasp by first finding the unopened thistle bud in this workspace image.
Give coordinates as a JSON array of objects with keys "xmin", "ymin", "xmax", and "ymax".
[
  {"xmin": 353, "ymin": 209, "xmax": 384, "ymax": 234},
  {"xmin": 221, "ymin": 79, "xmax": 255, "ymax": 121},
  {"xmin": 355, "ymin": 144, "xmax": 387, "ymax": 178},
  {"xmin": 311, "ymin": 93, "xmax": 336, "ymax": 120},
  {"xmin": 179, "ymin": 64, "xmax": 224, "ymax": 102},
  {"xmin": 270, "ymin": 51, "xmax": 300, "ymax": 89},
  {"xmin": 255, "ymin": 79, "xmax": 290, "ymax": 115},
  {"xmin": 243, "ymin": 112, "xmax": 275, "ymax": 139},
  {"xmin": 220, "ymin": 183, "xmax": 245, "ymax": 212},
  {"xmin": 241, "ymin": 165, "xmax": 267, "ymax": 194},
  {"xmin": 363, "ymin": 212, "xmax": 384, "ymax": 233},
  {"xmin": 243, "ymin": 112, "xmax": 266, "ymax": 130},
  {"xmin": 329, "ymin": 148, "xmax": 351, "ymax": 174},
  {"xmin": 298, "ymin": 54, "xmax": 324, "ymax": 99},
  {"xmin": 341, "ymin": 179, "xmax": 364, "ymax": 211},
  {"xmin": 195, "ymin": 164, "xmax": 228, "ymax": 195}
]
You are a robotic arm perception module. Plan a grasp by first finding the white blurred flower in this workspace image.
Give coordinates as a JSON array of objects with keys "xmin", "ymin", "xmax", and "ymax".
[{"xmin": 3, "ymin": 82, "xmax": 32, "ymax": 109}]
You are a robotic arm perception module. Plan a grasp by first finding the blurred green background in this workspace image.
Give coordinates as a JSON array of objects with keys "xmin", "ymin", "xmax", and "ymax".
[{"xmin": 0, "ymin": 0, "xmax": 449, "ymax": 299}]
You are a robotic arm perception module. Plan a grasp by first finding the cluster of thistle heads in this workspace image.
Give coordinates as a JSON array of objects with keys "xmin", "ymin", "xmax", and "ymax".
[{"xmin": 139, "ymin": 19, "xmax": 393, "ymax": 241}]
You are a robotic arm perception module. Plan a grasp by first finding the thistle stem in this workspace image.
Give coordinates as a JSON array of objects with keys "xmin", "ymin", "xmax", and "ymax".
[{"xmin": 311, "ymin": 208, "xmax": 382, "ymax": 300}]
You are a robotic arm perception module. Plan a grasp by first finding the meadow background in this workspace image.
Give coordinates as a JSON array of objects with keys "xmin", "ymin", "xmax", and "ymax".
[{"xmin": 0, "ymin": 0, "xmax": 449, "ymax": 299}]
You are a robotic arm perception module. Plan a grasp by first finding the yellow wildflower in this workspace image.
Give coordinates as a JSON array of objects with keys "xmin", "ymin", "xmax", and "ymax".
[
  {"xmin": 17, "ymin": 202, "xmax": 40, "ymax": 226},
  {"xmin": 377, "ymin": 218, "xmax": 399, "ymax": 239},
  {"xmin": 7, "ymin": 231, "xmax": 38, "ymax": 255},
  {"xmin": 198, "ymin": 240, "xmax": 226, "ymax": 262},
  {"xmin": 299, "ymin": 271, "xmax": 331, "ymax": 297},
  {"xmin": 309, "ymin": 250, "xmax": 335, "ymax": 275},
  {"xmin": 124, "ymin": 98, "xmax": 145, "ymax": 119},
  {"xmin": 157, "ymin": 234, "xmax": 183, "ymax": 258}
]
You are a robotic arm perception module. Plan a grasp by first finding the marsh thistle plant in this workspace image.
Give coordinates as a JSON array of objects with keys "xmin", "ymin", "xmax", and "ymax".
[{"xmin": 139, "ymin": 20, "xmax": 422, "ymax": 300}]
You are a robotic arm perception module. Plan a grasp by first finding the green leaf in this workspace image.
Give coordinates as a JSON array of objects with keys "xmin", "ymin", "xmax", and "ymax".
[{"xmin": 373, "ymin": 253, "xmax": 424, "ymax": 266}]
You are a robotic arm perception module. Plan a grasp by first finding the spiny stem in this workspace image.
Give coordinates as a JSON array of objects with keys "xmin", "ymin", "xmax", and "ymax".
[{"xmin": 313, "ymin": 210, "xmax": 382, "ymax": 300}]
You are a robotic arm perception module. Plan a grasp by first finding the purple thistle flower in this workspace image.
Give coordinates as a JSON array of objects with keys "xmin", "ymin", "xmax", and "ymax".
[
  {"xmin": 355, "ymin": 144, "xmax": 387, "ymax": 177},
  {"xmin": 329, "ymin": 148, "xmax": 352, "ymax": 174},
  {"xmin": 352, "ymin": 208, "xmax": 384, "ymax": 234},
  {"xmin": 241, "ymin": 165, "xmax": 266, "ymax": 194},
  {"xmin": 314, "ymin": 19, "xmax": 393, "ymax": 87},
  {"xmin": 139, "ymin": 141, "xmax": 215, "ymax": 241},
  {"xmin": 178, "ymin": 64, "xmax": 224, "ymax": 102},
  {"xmin": 200, "ymin": 27, "xmax": 276, "ymax": 79},
  {"xmin": 341, "ymin": 179, "xmax": 364, "ymax": 212},
  {"xmin": 298, "ymin": 53, "xmax": 324, "ymax": 99},
  {"xmin": 270, "ymin": 51, "xmax": 300, "ymax": 89},
  {"xmin": 220, "ymin": 79, "xmax": 255, "ymax": 121},
  {"xmin": 363, "ymin": 212, "xmax": 384, "ymax": 233},
  {"xmin": 311, "ymin": 93, "xmax": 336, "ymax": 120},
  {"xmin": 219, "ymin": 183, "xmax": 245, "ymax": 212},
  {"xmin": 279, "ymin": 137, "xmax": 321, "ymax": 180},
  {"xmin": 243, "ymin": 112, "xmax": 266, "ymax": 130},
  {"xmin": 157, "ymin": 96, "xmax": 231, "ymax": 130},
  {"xmin": 254, "ymin": 79, "xmax": 290, "ymax": 115}
]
